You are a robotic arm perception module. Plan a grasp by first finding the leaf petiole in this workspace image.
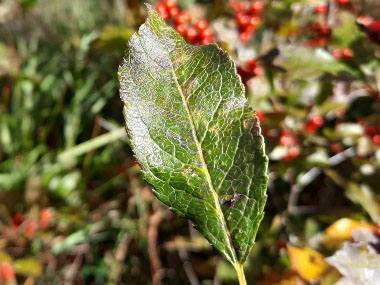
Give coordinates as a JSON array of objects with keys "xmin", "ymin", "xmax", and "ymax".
[{"xmin": 235, "ymin": 262, "xmax": 247, "ymax": 285}]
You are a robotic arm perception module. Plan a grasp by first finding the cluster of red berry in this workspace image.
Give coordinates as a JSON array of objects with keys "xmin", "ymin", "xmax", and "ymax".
[
  {"xmin": 306, "ymin": 20, "xmax": 331, "ymax": 47},
  {"xmin": 279, "ymin": 129, "xmax": 300, "ymax": 161},
  {"xmin": 332, "ymin": 47, "xmax": 353, "ymax": 59},
  {"xmin": 155, "ymin": 0, "xmax": 214, "ymax": 44},
  {"xmin": 230, "ymin": 0, "xmax": 264, "ymax": 43},
  {"xmin": 307, "ymin": 0, "xmax": 354, "ymax": 47},
  {"xmin": 305, "ymin": 115, "xmax": 324, "ymax": 134},
  {"xmin": 155, "ymin": 0, "xmax": 179, "ymax": 22},
  {"xmin": 277, "ymin": 115, "xmax": 324, "ymax": 161},
  {"xmin": 11, "ymin": 208, "xmax": 53, "ymax": 237},
  {"xmin": 238, "ymin": 58, "xmax": 264, "ymax": 84}
]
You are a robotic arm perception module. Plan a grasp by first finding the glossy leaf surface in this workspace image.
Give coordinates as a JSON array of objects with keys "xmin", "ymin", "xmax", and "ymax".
[{"xmin": 118, "ymin": 5, "xmax": 268, "ymax": 265}]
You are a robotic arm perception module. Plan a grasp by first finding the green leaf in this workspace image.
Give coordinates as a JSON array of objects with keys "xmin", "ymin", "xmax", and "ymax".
[
  {"xmin": 118, "ymin": 5, "xmax": 268, "ymax": 270},
  {"xmin": 277, "ymin": 45, "xmax": 358, "ymax": 79},
  {"xmin": 347, "ymin": 183, "xmax": 380, "ymax": 225}
]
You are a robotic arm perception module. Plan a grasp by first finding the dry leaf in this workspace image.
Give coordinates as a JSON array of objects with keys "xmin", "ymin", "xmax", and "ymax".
[
  {"xmin": 322, "ymin": 218, "xmax": 375, "ymax": 247},
  {"xmin": 288, "ymin": 245, "xmax": 331, "ymax": 282}
]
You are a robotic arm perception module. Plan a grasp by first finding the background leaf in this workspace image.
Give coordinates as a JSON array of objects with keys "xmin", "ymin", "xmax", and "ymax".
[{"xmin": 326, "ymin": 242, "xmax": 380, "ymax": 285}]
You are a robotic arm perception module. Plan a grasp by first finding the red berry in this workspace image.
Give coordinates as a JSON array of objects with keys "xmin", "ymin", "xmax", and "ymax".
[
  {"xmin": 175, "ymin": 10, "xmax": 191, "ymax": 25},
  {"xmin": 280, "ymin": 135, "xmax": 296, "ymax": 146},
  {"xmin": 200, "ymin": 27, "xmax": 213, "ymax": 39},
  {"xmin": 332, "ymin": 48, "xmax": 342, "ymax": 58},
  {"xmin": 12, "ymin": 213, "xmax": 23, "ymax": 229},
  {"xmin": 310, "ymin": 21, "xmax": 321, "ymax": 32},
  {"xmin": 230, "ymin": 0, "xmax": 250, "ymax": 12},
  {"xmin": 368, "ymin": 21, "xmax": 380, "ymax": 35},
  {"xmin": 40, "ymin": 208, "xmax": 52, "ymax": 230},
  {"xmin": 282, "ymin": 147, "xmax": 300, "ymax": 161},
  {"xmin": 155, "ymin": 2, "xmax": 169, "ymax": 21},
  {"xmin": 251, "ymin": 1, "xmax": 264, "ymax": 14},
  {"xmin": 163, "ymin": 0, "xmax": 177, "ymax": 9},
  {"xmin": 240, "ymin": 29, "xmax": 253, "ymax": 43},
  {"xmin": 256, "ymin": 111, "xmax": 266, "ymax": 122},
  {"xmin": 155, "ymin": 2, "xmax": 166, "ymax": 13},
  {"xmin": 315, "ymin": 4, "xmax": 328, "ymax": 14},
  {"xmin": 305, "ymin": 122, "xmax": 317, "ymax": 133},
  {"xmin": 236, "ymin": 12, "xmax": 251, "ymax": 28},
  {"xmin": 175, "ymin": 24, "xmax": 187, "ymax": 36},
  {"xmin": 310, "ymin": 21, "xmax": 331, "ymax": 37},
  {"xmin": 277, "ymin": 240, "xmax": 287, "ymax": 249},
  {"xmin": 1, "ymin": 262, "xmax": 15, "ymax": 281},
  {"xmin": 365, "ymin": 125, "xmax": 378, "ymax": 137},
  {"xmin": 336, "ymin": 0, "xmax": 350, "ymax": 5},
  {"xmin": 247, "ymin": 58, "xmax": 257, "ymax": 69},
  {"xmin": 195, "ymin": 19, "xmax": 208, "ymax": 32},
  {"xmin": 249, "ymin": 16, "xmax": 261, "ymax": 28},
  {"xmin": 319, "ymin": 26, "xmax": 331, "ymax": 37},
  {"xmin": 237, "ymin": 67, "xmax": 252, "ymax": 85},
  {"xmin": 370, "ymin": 90, "xmax": 379, "ymax": 99},
  {"xmin": 252, "ymin": 66, "xmax": 263, "ymax": 76},
  {"xmin": 310, "ymin": 115, "xmax": 324, "ymax": 127},
  {"xmin": 168, "ymin": 6, "xmax": 179, "ymax": 18},
  {"xmin": 200, "ymin": 37, "xmax": 214, "ymax": 45},
  {"xmin": 375, "ymin": 225, "xmax": 380, "ymax": 238},
  {"xmin": 185, "ymin": 27, "xmax": 199, "ymax": 43},
  {"xmin": 24, "ymin": 219, "xmax": 38, "ymax": 237},
  {"xmin": 288, "ymin": 147, "xmax": 300, "ymax": 159},
  {"xmin": 373, "ymin": 134, "xmax": 380, "ymax": 145},
  {"xmin": 331, "ymin": 142, "xmax": 344, "ymax": 153},
  {"xmin": 305, "ymin": 37, "xmax": 327, "ymax": 47},
  {"xmin": 364, "ymin": 21, "xmax": 380, "ymax": 43},
  {"xmin": 342, "ymin": 48, "xmax": 353, "ymax": 58},
  {"xmin": 230, "ymin": 0, "xmax": 240, "ymax": 12},
  {"xmin": 305, "ymin": 116, "xmax": 323, "ymax": 133},
  {"xmin": 357, "ymin": 15, "xmax": 373, "ymax": 26}
]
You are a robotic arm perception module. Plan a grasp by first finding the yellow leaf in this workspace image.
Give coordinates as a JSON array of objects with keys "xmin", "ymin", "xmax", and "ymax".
[
  {"xmin": 0, "ymin": 251, "xmax": 12, "ymax": 263},
  {"xmin": 288, "ymin": 246, "xmax": 331, "ymax": 282},
  {"xmin": 322, "ymin": 218, "xmax": 375, "ymax": 247},
  {"xmin": 14, "ymin": 258, "xmax": 42, "ymax": 277}
]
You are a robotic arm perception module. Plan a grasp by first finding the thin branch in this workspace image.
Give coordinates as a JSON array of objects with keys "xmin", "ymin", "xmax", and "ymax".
[
  {"xmin": 178, "ymin": 249, "xmax": 199, "ymax": 285},
  {"xmin": 148, "ymin": 209, "xmax": 164, "ymax": 285},
  {"xmin": 288, "ymin": 147, "xmax": 355, "ymax": 213}
]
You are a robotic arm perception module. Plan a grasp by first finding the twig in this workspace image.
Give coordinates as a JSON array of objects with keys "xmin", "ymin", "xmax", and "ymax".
[
  {"xmin": 109, "ymin": 232, "xmax": 130, "ymax": 283},
  {"xmin": 148, "ymin": 209, "xmax": 164, "ymax": 285},
  {"xmin": 0, "ymin": 221, "xmax": 27, "ymax": 247},
  {"xmin": 287, "ymin": 147, "xmax": 355, "ymax": 213},
  {"xmin": 64, "ymin": 254, "xmax": 83, "ymax": 285},
  {"xmin": 178, "ymin": 249, "xmax": 199, "ymax": 285}
]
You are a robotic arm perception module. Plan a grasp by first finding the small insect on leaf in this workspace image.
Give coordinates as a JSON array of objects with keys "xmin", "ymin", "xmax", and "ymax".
[{"xmin": 221, "ymin": 191, "xmax": 248, "ymax": 208}]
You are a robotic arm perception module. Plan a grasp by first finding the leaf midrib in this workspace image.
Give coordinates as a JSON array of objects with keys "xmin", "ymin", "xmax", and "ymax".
[{"xmin": 169, "ymin": 64, "xmax": 238, "ymax": 265}]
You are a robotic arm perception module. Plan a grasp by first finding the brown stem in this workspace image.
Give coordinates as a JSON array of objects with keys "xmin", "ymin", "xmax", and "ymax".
[{"xmin": 148, "ymin": 209, "xmax": 164, "ymax": 285}]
